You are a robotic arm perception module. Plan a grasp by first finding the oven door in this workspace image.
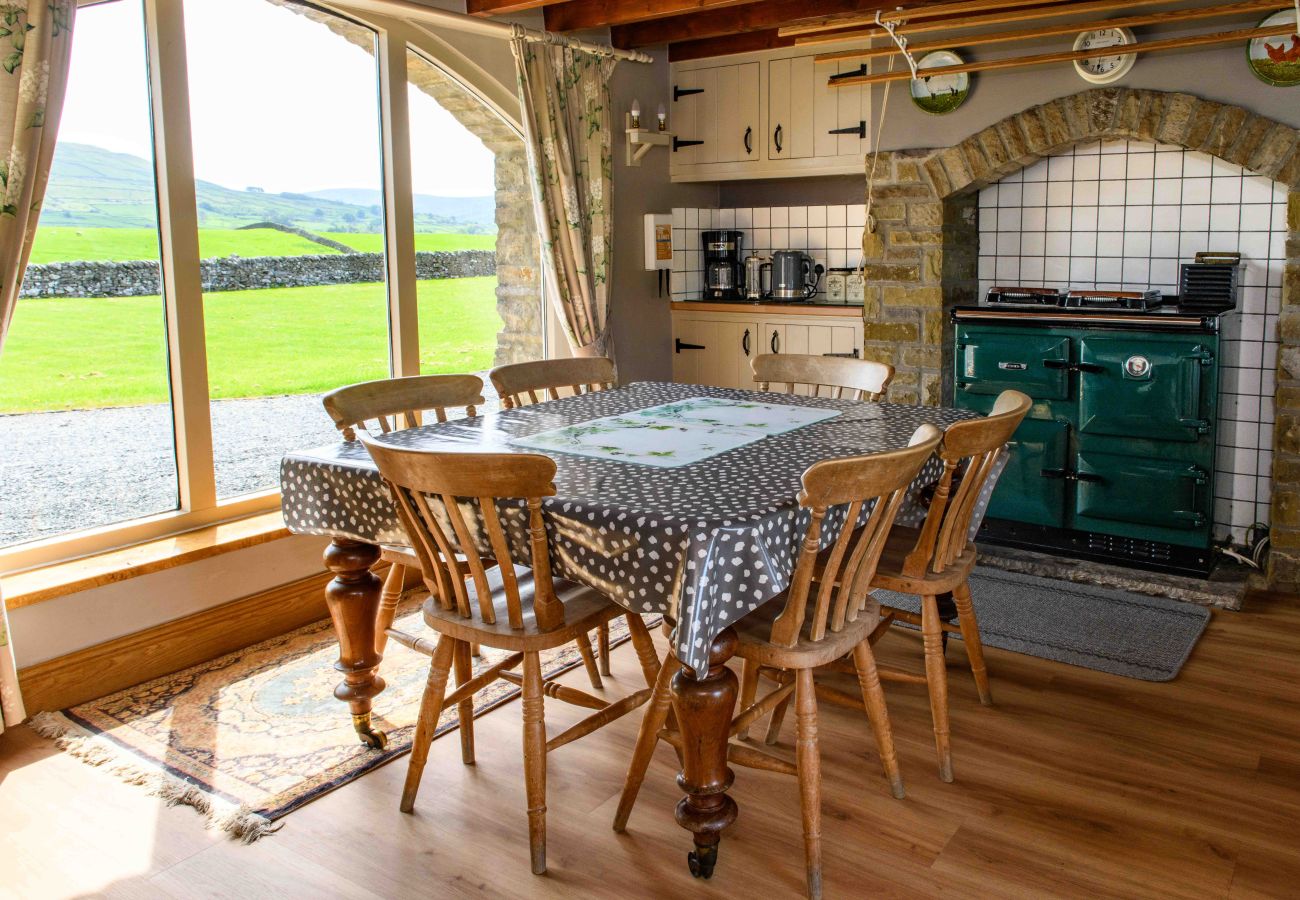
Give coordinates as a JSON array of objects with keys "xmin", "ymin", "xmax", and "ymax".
[
  {"xmin": 1077, "ymin": 334, "xmax": 1216, "ymax": 443},
  {"xmin": 988, "ymin": 419, "xmax": 1070, "ymax": 528},
  {"xmin": 1073, "ymin": 450, "xmax": 1211, "ymax": 544},
  {"xmin": 955, "ymin": 328, "xmax": 1071, "ymax": 400}
]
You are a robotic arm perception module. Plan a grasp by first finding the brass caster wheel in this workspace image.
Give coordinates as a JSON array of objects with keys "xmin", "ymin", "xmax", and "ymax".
[{"xmin": 353, "ymin": 714, "xmax": 389, "ymax": 749}]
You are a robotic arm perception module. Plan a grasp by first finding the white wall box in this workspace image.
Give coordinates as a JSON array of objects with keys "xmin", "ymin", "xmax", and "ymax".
[{"xmin": 669, "ymin": 45, "xmax": 870, "ymax": 182}]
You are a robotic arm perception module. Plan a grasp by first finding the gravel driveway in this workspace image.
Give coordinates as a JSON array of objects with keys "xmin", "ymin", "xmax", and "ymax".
[{"xmin": 0, "ymin": 380, "xmax": 499, "ymax": 548}]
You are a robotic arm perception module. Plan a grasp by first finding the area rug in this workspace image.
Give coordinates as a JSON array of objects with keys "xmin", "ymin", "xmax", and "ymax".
[
  {"xmin": 31, "ymin": 599, "xmax": 648, "ymax": 842},
  {"xmin": 874, "ymin": 568, "xmax": 1211, "ymax": 682}
]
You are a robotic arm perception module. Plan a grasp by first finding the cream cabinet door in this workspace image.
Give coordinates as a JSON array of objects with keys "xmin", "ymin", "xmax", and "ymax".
[
  {"xmin": 671, "ymin": 69, "xmax": 717, "ymax": 167},
  {"xmin": 715, "ymin": 63, "xmax": 760, "ymax": 164},
  {"xmin": 762, "ymin": 321, "xmax": 862, "ymax": 394},
  {"xmin": 672, "ymin": 316, "xmax": 759, "ymax": 389},
  {"xmin": 767, "ymin": 56, "xmax": 815, "ymax": 160},
  {"xmin": 815, "ymin": 61, "xmax": 870, "ymax": 158}
]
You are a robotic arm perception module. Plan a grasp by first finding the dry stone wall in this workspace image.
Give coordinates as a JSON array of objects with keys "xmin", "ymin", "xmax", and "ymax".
[{"xmin": 19, "ymin": 250, "xmax": 495, "ymax": 298}]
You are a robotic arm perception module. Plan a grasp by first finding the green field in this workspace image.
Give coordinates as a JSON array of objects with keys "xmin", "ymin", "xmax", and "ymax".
[
  {"xmin": 0, "ymin": 277, "xmax": 501, "ymax": 412},
  {"xmin": 28, "ymin": 226, "xmax": 498, "ymax": 264}
]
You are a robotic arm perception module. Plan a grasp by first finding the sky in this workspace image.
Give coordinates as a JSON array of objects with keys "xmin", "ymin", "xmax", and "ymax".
[{"xmin": 59, "ymin": 0, "xmax": 496, "ymax": 197}]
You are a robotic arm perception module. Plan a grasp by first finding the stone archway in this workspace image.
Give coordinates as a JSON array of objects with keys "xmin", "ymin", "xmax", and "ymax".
[{"xmin": 854, "ymin": 87, "xmax": 1300, "ymax": 585}]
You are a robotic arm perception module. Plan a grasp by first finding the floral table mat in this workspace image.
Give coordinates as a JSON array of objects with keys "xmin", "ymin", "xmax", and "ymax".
[{"xmin": 508, "ymin": 397, "xmax": 841, "ymax": 467}]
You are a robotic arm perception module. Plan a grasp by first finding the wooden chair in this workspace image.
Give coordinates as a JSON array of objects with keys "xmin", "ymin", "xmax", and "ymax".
[
  {"xmin": 752, "ymin": 352, "xmax": 894, "ymax": 401},
  {"xmin": 867, "ymin": 390, "xmax": 1032, "ymax": 782},
  {"xmin": 489, "ymin": 357, "xmax": 616, "ymax": 410},
  {"xmin": 488, "ymin": 356, "xmax": 618, "ymax": 675},
  {"xmin": 613, "ymin": 425, "xmax": 944, "ymax": 900},
  {"xmin": 359, "ymin": 435, "xmax": 661, "ymax": 875}
]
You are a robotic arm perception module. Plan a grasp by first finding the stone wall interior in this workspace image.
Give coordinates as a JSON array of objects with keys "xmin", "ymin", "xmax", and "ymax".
[{"xmin": 856, "ymin": 88, "xmax": 1299, "ymax": 585}]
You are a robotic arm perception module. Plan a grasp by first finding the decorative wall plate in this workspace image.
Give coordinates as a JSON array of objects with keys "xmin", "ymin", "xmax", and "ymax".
[
  {"xmin": 910, "ymin": 50, "xmax": 971, "ymax": 115},
  {"xmin": 1072, "ymin": 26, "xmax": 1138, "ymax": 84},
  {"xmin": 1247, "ymin": 9, "xmax": 1300, "ymax": 87}
]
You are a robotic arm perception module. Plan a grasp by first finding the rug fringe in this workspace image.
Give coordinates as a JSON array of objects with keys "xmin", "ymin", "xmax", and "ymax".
[{"xmin": 29, "ymin": 711, "xmax": 279, "ymax": 843}]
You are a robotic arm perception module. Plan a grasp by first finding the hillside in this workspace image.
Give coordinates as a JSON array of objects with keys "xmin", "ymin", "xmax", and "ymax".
[{"xmin": 40, "ymin": 143, "xmax": 496, "ymax": 234}]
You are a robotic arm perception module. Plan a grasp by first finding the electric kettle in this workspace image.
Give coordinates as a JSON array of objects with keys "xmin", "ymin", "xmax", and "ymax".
[{"xmin": 769, "ymin": 250, "xmax": 822, "ymax": 301}]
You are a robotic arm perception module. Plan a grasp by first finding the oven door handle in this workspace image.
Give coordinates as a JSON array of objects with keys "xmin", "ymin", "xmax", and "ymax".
[
  {"xmin": 1042, "ymin": 360, "xmax": 1104, "ymax": 373},
  {"xmin": 1041, "ymin": 468, "xmax": 1103, "ymax": 483}
]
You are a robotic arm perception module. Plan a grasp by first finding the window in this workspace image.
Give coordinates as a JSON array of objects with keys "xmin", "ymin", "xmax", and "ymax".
[{"xmin": 0, "ymin": 0, "xmax": 177, "ymax": 547}]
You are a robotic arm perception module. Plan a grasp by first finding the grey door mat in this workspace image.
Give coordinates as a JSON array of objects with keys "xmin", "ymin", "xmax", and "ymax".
[{"xmin": 873, "ymin": 568, "xmax": 1212, "ymax": 682}]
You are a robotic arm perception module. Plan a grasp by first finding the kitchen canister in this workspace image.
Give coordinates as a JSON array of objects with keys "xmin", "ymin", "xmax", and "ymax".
[
  {"xmin": 845, "ymin": 269, "xmax": 865, "ymax": 304},
  {"xmin": 826, "ymin": 268, "xmax": 852, "ymax": 303}
]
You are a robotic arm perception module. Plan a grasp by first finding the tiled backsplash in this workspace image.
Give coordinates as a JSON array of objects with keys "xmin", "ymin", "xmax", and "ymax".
[
  {"xmin": 977, "ymin": 139, "xmax": 1288, "ymax": 545},
  {"xmin": 669, "ymin": 205, "xmax": 867, "ymax": 300}
]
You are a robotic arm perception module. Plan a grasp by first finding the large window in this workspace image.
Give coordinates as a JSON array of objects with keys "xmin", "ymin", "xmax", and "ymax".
[
  {"xmin": 0, "ymin": 0, "xmax": 526, "ymax": 567},
  {"xmin": 0, "ymin": 0, "xmax": 177, "ymax": 547}
]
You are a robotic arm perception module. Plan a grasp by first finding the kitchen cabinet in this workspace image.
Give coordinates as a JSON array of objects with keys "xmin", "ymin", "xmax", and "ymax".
[
  {"xmin": 669, "ymin": 45, "xmax": 870, "ymax": 182},
  {"xmin": 671, "ymin": 305, "xmax": 864, "ymax": 390}
]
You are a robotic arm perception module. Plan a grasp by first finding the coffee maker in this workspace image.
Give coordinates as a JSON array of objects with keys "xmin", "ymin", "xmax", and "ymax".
[{"xmin": 702, "ymin": 230, "xmax": 743, "ymax": 300}]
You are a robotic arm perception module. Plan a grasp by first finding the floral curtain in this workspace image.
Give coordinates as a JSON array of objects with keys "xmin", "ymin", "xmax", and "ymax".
[
  {"xmin": 0, "ymin": 0, "xmax": 77, "ymax": 734},
  {"xmin": 510, "ymin": 35, "xmax": 615, "ymax": 358}
]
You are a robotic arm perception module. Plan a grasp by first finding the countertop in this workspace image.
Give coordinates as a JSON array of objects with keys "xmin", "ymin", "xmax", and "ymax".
[{"xmin": 671, "ymin": 299, "xmax": 864, "ymax": 317}]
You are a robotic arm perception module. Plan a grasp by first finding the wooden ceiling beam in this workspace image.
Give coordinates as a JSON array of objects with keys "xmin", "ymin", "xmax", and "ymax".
[
  {"xmin": 466, "ymin": 0, "xmax": 569, "ymax": 15},
  {"xmin": 612, "ymin": 0, "xmax": 895, "ymax": 49},
  {"xmin": 544, "ymin": 0, "xmax": 766, "ymax": 32},
  {"xmin": 668, "ymin": 29, "xmax": 795, "ymax": 60},
  {"xmin": 781, "ymin": 0, "xmax": 1077, "ymax": 37}
]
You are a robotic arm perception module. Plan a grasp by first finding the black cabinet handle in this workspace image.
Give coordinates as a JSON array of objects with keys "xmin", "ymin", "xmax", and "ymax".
[
  {"xmin": 773, "ymin": 124, "xmax": 783, "ymax": 154},
  {"xmin": 675, "ymin": 338, "xmax": 705, "ymax": 353},
  {"xmin": 770, "ymin": 330, "xmax": 780, "ymax": 353},
  {"xmin": 743, "ymin": 126, "xmax": 753, "ymax": 155},
  {"xmin": 742, "ymin": 328, "xmax": 751, "ymax": 356},
  {"xmin": 673, "ymin": 85, "xmax": 704, "ymax": 101},
  {"xmin": 672, "ymin": 137, "xmax": 704, "ymax": 152},
  {"xmin": 827, "ymin": 121, "xmax": 866, "ymax": 138}
]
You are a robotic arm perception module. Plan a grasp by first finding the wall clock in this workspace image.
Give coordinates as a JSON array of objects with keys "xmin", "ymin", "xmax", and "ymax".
[
  {"xmin": 1072, "ymin": 27, "xmax": 1137, "ymax": 84},
  {"xmin": 1247, "ymin": 9, "xmax": 1300, "ymax": 87},
  {"xmin": 910, "ymin": 50, "xmax": 971, "ymax": 115}
]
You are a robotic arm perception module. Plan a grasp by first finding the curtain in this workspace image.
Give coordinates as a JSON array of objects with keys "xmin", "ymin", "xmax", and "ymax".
[
  {"xmin": 0, "ymin": 0, "xmax": 77, "ymax": 734},
  {"xmin": 511, "ymin": 35, "xmax": 615, "ymax": 358}
]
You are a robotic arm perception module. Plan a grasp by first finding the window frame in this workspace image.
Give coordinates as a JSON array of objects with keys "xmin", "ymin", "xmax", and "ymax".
[{"xmin": 0, "ymin": 0, "xmax": 515, "ymax": 575}]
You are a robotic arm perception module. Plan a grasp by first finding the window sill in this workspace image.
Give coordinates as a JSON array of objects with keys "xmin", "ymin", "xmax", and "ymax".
[{"xmin": 0, "ymin": 510, "xmax": 292, "ymax": 610}]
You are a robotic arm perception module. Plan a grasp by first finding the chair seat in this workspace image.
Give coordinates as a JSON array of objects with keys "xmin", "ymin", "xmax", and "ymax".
[
  {"xmin": 733, "ymin": 589, "xmax": 883, "ymax": 670},
  {"xmin": 420, "ymin": 563, "xmax": 623, "ymax": 652},
  {"xmin": 870, "ymin": 525, "xmax": 977, "ymax": 595}
]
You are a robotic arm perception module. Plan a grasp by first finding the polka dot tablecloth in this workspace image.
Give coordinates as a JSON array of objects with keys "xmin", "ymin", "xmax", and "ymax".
[{"xmin": 281, "ymin": 382, "xmax": 980, "ymax": 678}]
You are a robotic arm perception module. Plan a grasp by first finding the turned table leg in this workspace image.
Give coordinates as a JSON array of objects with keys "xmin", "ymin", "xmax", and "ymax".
[
  {"xmin": 323, "ymin": 538, "xmax": 388, "ymax": 749},
  {"xmin": 671, "ymin": 627, "xmax": 740, "ymax": 880}
]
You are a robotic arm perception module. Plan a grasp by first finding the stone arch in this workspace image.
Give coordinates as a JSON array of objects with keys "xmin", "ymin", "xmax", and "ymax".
[{"xmin": 854, "ymin": 87, "xmax": 1300, "ymax": 585}]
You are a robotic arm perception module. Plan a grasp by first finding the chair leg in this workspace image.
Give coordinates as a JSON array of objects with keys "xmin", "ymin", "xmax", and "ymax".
[
  {"xmin": 471, "ymin": 643, "xmax": 482, "ymax": 658},
  {"xmin": 375, "ymin": 563, "xmax": 405, "ymax": 655},
  {"xmin": 794, "ymin": 668, "xmax": 823, "ymax": 900},
  {"xmin": 736, "ymin": 658, "xmax": 760, "ymax": 740},
  {"xmin": 952, "ymin": 580, "xmax": 992, "ymax": 706},
  {"xmin": 575, "ymin": 631, "xmax": 604, "ymax": 690},
  {"xmin": 851, "ymin": 640, "xmax": 905, "ymax": 800},
  {"xmin": 765, "ymin": 678, "xmax": 794, "ymax": 746},
  {"xmin": 521, "ymin": 651, "xmax": 548, "ymax": 875},
  {"xmin": 624, "ymin": 614, "xmax": 662, "ymax": 689},
  {"xmin": 598, "ymin": 621, "xmax": 612, "ymax": 677},
  {"xmin": 921, "ymin": 594, "xmax": 953, "ymax": 783},
  {"xmin": 452, "ymin": 639, "xmax": 476, "ymax": 765},
  {"xmin": 613, "ymin": 651, "xmax": 679, "ymax": 833},
  {"xmin": 400, "ymin": 635, "xmax": 455, "ymax": 813}
]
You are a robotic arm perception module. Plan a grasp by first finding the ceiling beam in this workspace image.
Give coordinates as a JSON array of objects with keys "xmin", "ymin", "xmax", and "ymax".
[
  {"xmin": 669, "ymin": 29, "xmax": 796, "ymax": 60},
  {"xmin": 545, "ymin": 0, "xmax": 767, "ymax": 32},
  {"xmin": 613, "ymin": 0, "xmax": 890, "ymax": 48},
  {"xmin": 466, "ymin": 0, "xmax": 569, "ymax": 15}
]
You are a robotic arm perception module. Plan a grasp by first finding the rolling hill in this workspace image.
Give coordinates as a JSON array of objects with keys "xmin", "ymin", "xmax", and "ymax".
[{"xmin": 40, "ymin": 143, "xmax": 496, "ymax": 234}]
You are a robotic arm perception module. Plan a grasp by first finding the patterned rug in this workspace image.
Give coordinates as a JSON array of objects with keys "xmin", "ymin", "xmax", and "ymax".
[{"xmin": 32, "ymin": 598, "xmax": 645, "ymax": 841}]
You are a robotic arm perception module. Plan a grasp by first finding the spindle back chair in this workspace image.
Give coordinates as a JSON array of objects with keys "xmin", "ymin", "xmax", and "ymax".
[
  {"xmin": 752, "ymin": 353, "xmax": 894, "ymax": 401},
  {"xmin": 322, "ymin": 373, "xmax": 485, "ymax": 441},
  {"xmin": 489, "ymin": 357, "xmax": 616, "ymax": 410},
  {"xmin": 614, "ymin": 425, "xmax": 943, "ymax": 900},
  {"xmin": 360, "ymin": 436, "xmax": 659, "ymax": 876}
]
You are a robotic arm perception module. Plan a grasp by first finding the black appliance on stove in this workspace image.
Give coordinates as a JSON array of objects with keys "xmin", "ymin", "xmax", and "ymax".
[
  {"xmin": 702, "ymin": 230, "xmax": 744, "ymax": 301},
  {"xmin": 955, "ymin": 281, "xmax": 1238, "ymax": 576}
]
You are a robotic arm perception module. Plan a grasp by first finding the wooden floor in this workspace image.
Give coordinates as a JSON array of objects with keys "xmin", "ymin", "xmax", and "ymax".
[{"xmin": 4, "ymin": 592, "xmax": 1300, "ymax": 899}]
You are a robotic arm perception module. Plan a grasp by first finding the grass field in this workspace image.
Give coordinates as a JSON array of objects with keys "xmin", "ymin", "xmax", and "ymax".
[
  {"xmin": 0, "ymin": 277, "xmax": 501, "ymax": 413},
  {"xmin": 28, "ymin": 226, "xmax": 498, "ymax": 264}
]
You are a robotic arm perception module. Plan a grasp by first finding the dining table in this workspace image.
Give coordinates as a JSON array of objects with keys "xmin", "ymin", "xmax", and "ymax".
[{"xmin": 280, "ymin": 380, "xmax": 977, "ymax": 879}]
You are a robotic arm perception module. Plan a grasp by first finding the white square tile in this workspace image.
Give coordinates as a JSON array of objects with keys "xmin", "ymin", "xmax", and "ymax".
[
  {"xmin": 1151, "ymin": 206, "xmax": 1180, "ymax": 231},
  {"xmin": 1022, "ymin": 207, "xmax": 1047, "ymax": 231},
  {"xmin": 995, "ymin": 257, "xmax": 1021, "ymax": 281},
  {"xmin": 1047, "ymin": 181, "xmax": 1073, "ymax": 206},
  {"xmin": 1211, "ymin": 177, "xmax": 1243, "ymax": 205},
  {"xmin": 1072, "ymin": 205, "xmax": 1098, "ymax": 231},
  {"xmin": 1098, "ymin": 206, "xmax": 1125, "ymax": 231},
  {"xmin": 1045, "ymin": 232, "xmax": 1070, "ymax": 255},
  {"xmin": 998, "ymin": 207, "xmax": 1022, "ymax": 231},
  {"xmin": 1209, "ymin": 205, "xmax": 1240, "ymax": 232},
  {"xmin": 1073, "ymin": 180, "xmax": 1099, "ymax": 206},
  {"xmin": 1021, "ymin": 257, "xmax": 1045, "ymax": 281},
  {"xmin": 752, "ymin": 207, "xmax": 770, "ymax": 227},
  {"xmin": 1099, "ymin": 153, "xmax": 1127, "ymax": 179},
  {"xmin": 1240, "ymin": 313, "xmax": 1265, "ymax": 342},
  {"xmin": 826, "ymin": 205, "xmax": 847, "ymax": 227},
  {"xmin": 1125, "ymin": 206, "xmax": 1153, "ymax": 231},
  {"xmin": 1096, "ymin": 257, "xmax": 1122, "ymax": 282},
  {"xmin": 846, "ymin": 204, "xmax": 867, "ymax": 227},
  {"xmin": 685, "ymin": 207, "xmax": 699, "ymax": 228},
  {"xmin": 672, "ymin": 208, "xmax": 686, "ymax": 228},
  {"xmin": 1098, "ymin": 180, "xmax": 1126, "ymax": 205},
  {"xmin": 1021, "ymin": 232, "xmax": 1046, "ymax": 255},
  {"xmin": 1180, "ymin": 204, "xmax": 1210, "ymax": 230},
  {"xmin": 1180, "ymin": 232, "xmax": 1210, "ymax": 257},
  {"xmin": 1241, "ymin": 174, "xmax": 1273, "ymax": 204},
  {"xmin": 997, "ymin": 183, "xmax": 1022, "ymax": 208},
  {"xmin": 1044, "ymin": 256, "xmax": 1069, "ymax": 280},
  {"xmin": 787, "ymin": 226, "xmax": 808, "ymax": 248},
  {"xmin": 1239, "ymin": 232, "xmax": 1271, "ymax": 261},
  {"xmin": 1046, "ymin": 207, "xmax": 1072, "ymax": 231},
  {"xmin": 787, "ymin": 205, "xmax": 807, "ymax": 227},
  {"xmin": 1151, "ymin": 232, "xmax": 1180, "ymax": 258},
  {"xmin": 1070, "ymin": 257, "xmax": 1096, "ymax": 281},
  {"xmin": 686, "ymin": 270, "xmax": 700, "ymax": 294},
  {"xmin": 1241, "ymin": 286, "xmax": 1266, "ymax": 314},
  {"xmin": 1124, "ymin": 231, "xmax": 1152, "ymax": 256},
  {"xmin": 1071, "ymin": 232, "xmax": 1098, "ymax": 256},
  {"xmin": 1182, "ymin": 177, "xmax": 1211, "ymax": 204},
  {"xmin": 828, "ymin": 248, "xmax": 848, "ymax": 268},
  {"xmin": 1022, "ymin": 181, "xmax": 1048, "ymax": 207},
  {"xmin": 1048, "ymin": 155, "xmax": 1074, "ymax": 181},
  {"xmin": 1122, "ymin": 257, "xmax": 1150, "ymax": 284},
  {"xmin": 1098, "ymin": 231, "xmax": 1123, "ymax": 257},
  {"xmin": 1184, "ymin": 152, "xmax": 1213, "ymax": 177},
  {"xmin": 1271, "ymin": 231, "xmax": 1289, "ymax": 260},
  {"xmin": 807, "ymin": 228, "xmax": 827, "ymax": 251},
  {"xmin": 1212, "ymin": 157, "xmax": 1242, "ymax": 178},
  {"xmin": 770, "ymin": 227, "xmax": 789, "ymax": 248},
  {"xmin": 735, "ymin": 208, "xmax": 752, "ymax": 228},
  {"xmin": 1126, "ymin": 153, "xmax": 1155, "ymax": 179},
  {"xmin": 979, "ymin": 186, "xmax": 998, "ymax": 208},
  {"xmin": 979, "ymin": 208, "xmax": 997, "ymax": 234},
  {"xmin": 806, "ymin": 205, "xmax": 826, "ymax": 227},
  {"xmin": 751, "ymin": 227, "xmax": 770, "ymax": 251},
  {"xmin": 1150, "ymin": 179, "xmax": 1180, "ymax": 205},
  {"xmin": 996, "ymin": 232, "xmax": 1020, "ymax": 255},
  {"xmin": 1073, "ymin": 154, "xmax": 1100, "ymax": 180},
  {"xmin": 840, "ymin": 226, "xmax": 858, "ymax": 250},
  {"xmin": 717, "ymin": 208, "xmax": 736, "ymax": 228},
  {"xmin": 1208, "ymin": 231, "xmax": 1240, "ymax": 252},
  {"xmin": 1023, "ymin": 159, "xmax": 1049, "ymax": 182},
  {"xmin": 1239, "ymin": 204, "xmax": 1272, "ymax": 231},
  {"xmin": 1126, "ymin": 179, "xmax": 1154, "ymax": 206},
  {"xmin": 1154, "ymin": 152, "xmax": 1183, "ymax": 178},
  {"xmin": 1151, "ymin": 259, "xmax": 1177, "ymax": 285},
  {"xmin": 978, "ymin": 255, "xmax": 995, "ymax": 279}
]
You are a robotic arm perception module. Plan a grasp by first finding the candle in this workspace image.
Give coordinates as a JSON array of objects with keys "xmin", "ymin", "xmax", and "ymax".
[
  {"xmin": 630, "ymin": 99, "xmax": 641, "ymax": 129},
  {"xmin": 657, "ymin": 103, "xmax": 667, "ymax": 132}
]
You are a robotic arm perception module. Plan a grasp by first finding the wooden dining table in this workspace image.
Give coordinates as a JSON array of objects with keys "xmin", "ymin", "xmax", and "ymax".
[{"xmin": 280, "ymin": 380, "xmax": 974, "ymax": 879}]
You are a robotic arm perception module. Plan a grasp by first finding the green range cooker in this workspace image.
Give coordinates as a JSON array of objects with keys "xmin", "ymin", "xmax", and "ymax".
[{"xmin": 953, "ymin": 294, "xmax": 1232, "ymax": 576}]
